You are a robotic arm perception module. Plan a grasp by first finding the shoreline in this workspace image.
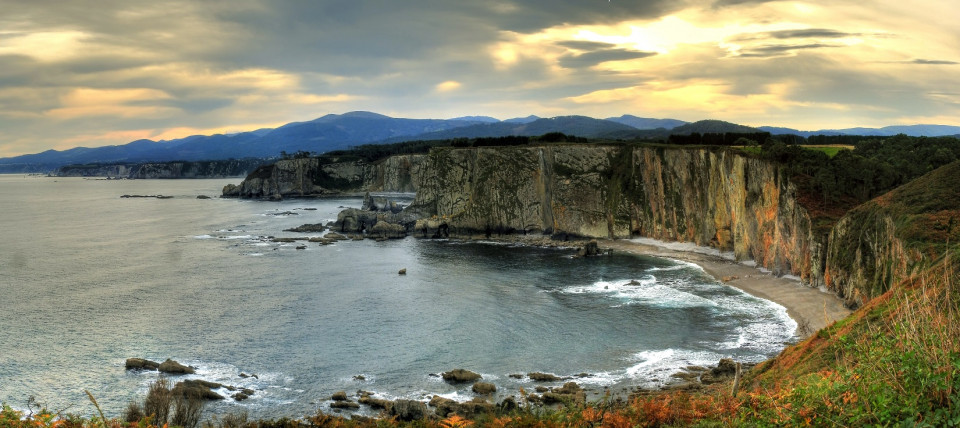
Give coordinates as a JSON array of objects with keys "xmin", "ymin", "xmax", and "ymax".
[{"xmin": 599, "ymin": 238, "xmax": 852, "ymax": 337}]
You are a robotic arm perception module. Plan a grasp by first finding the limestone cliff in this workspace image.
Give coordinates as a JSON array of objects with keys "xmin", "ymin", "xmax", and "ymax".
[
  {"xmin": 222, "ymin": 155, "xmax": 424, "ymax": 199},
  {"xmin": 823, "ymin": 160, "xmax": 960, "ymax": 307},
  {"xmin": 407, "ymin": 145, "xmax": 823, "ymax": 283}
]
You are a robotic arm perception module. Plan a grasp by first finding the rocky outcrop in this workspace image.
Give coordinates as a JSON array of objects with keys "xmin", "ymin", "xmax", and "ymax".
[
  {"xmin": 441, "ymin": 368, "xmax": 482, "ymax": 383},
  {"xmin": 407, "ymin": 145, "xmax": 821, "ymax": 284},
  {"xmin": 223, "ymin": 155, "xmax": 424, "ymax": 199},
  {"xmin": 124, "ymin": 358, "xmax": 195, "ymax": 374}
]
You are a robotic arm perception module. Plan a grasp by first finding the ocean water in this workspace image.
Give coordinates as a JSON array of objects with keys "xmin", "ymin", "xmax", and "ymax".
[{"xmin": 0, "ymin": 176, "xmax": 795, "ymax": 419}]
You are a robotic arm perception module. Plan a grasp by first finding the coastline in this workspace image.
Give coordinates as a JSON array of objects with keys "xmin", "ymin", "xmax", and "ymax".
[{"xmin": 600, "ymin": 238, "xmax": 852, "ymax": 337}]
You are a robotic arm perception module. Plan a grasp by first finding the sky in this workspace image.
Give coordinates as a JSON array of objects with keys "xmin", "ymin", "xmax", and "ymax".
[{"xmin": 1, "ymin": 0, "xmax": 958, "ymax": 158}]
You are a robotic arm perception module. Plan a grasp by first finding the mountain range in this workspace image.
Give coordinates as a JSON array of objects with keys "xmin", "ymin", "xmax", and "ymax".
[{"xmin": 2, "ymin": 111, "xmax": 959, "ymax": 173}]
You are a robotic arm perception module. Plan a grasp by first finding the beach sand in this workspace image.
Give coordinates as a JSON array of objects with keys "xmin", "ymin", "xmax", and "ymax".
[{"xmin": 601, "ymin": 239, "xmax": 852, "ymax": 337}]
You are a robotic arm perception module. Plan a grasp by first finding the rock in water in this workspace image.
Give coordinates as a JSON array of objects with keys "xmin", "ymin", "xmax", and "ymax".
[
  {"xmin": 172, "ymin": 380, "xmax": 224, "ymax": 400},
  {"xmin": 441, "ymin": 368, "xmax": 482, "ymax": 383},
  {"xmin": 528, "ymin": 372, "xmax": 563, "ymax": 382},
  {"xmin": 398, "ymin": 268, "xmax": 407, "ymax": 275},
  {"xmin": 158, "ymin": 358, "xmax": 195, "ymax": 374},
  {"xmin": 331, "ymin": 391, "xmax": 348, "ymax": 401},
  {"xmin": 125, "ymin": 358, "xmax": 160, "ymax": 371},
  {"xmin": 577, "ymin": 240, "xmax": 601, "ymax": 257},
  {"xmin": 472, "ymin": 382, "xmax": 497, "ymax": 394}
]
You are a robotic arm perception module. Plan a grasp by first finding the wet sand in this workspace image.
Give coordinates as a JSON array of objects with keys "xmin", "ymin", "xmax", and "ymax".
[{"xmin": 601, "ymin": 239, "xmax": 852, "ymax": 337}]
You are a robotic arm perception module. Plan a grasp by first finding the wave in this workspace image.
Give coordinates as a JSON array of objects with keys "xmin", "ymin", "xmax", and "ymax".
[{"xmin": 557, "ymin": 277, "xmax": 718, "ymax": 309}]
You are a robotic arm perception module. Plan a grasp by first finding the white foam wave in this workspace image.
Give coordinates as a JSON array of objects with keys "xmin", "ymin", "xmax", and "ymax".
[
  {"xmin": 194, "ymin": 234, "xmax": 214, "ymax": 240},
  {"xmin": 625, "ymin": 349, "xmax": 721, "ymax": 385},
  {"xmin": 560, "ymin": 277, "xmax": 717, "ymax": 308}
]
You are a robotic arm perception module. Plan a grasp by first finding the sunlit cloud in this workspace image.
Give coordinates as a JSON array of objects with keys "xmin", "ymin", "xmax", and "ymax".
[
  {"xmin": 0, "ymin": 0, "xmax": 959, "ymax": 158},
  {"xmin": 435, "ymin": 81, "xmax": 462, "ymax": 92}
]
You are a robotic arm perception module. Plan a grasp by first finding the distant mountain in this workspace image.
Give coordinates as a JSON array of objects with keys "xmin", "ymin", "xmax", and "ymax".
[
  {"xmin": 670, "ymin": 120, "xmax": 762, "ymax": 135},
  {"xmin": 379, "ymin": 115, "xmax": 639, "ymax": 143},
  {"xmin": 503, "ymin": 115, "xmax": 540, "ymax": 124},
  {"xmin": 450, "ymin": 116, "xmax": 501, "ymax": 123},
  {"xmin": 0, "ymin": 111, "xmax": 483, "ymax": 172},
  {"xmin": 605, "ymin": 115, "xmax": 687, "ymax": 130},
  {"xmin": 759, "ymin": 124, "xmax": 960, "ymax": 137},
  {"xmin": 4, "ymin": 111, "xmax": 960, "ymax": 174}
]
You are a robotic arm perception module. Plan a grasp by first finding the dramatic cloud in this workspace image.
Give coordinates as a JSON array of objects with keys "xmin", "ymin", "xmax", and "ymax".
[{"xmin": 0, "ymin": 0, "xmax": 959, "ymax": 157}]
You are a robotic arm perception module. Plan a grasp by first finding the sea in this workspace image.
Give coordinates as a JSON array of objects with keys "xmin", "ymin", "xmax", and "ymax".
[{"xmin": 0, "ymin": 175, "xmax": 796, "ymax": 419}]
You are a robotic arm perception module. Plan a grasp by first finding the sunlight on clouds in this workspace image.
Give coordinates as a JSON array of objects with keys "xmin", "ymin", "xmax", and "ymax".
[
  {"xmin": 47, "ymin": 88, "xmax": 177, "ymax": 119},
  {"xmin": 235, "ymin": 93, "xmax": 360, "ymax": 106},
  {"xmin": 435, "ymin": 81, "xmax": 462, "ymax": 92},
  {"xmin": 0, "ymin": 30, "xmax": 89, "ymax": 61}
]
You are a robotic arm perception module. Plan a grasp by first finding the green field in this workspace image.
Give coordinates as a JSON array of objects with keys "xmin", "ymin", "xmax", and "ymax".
[{"xmin": 802, "ymin": 145, "xmax": 853, "ymax": 158}]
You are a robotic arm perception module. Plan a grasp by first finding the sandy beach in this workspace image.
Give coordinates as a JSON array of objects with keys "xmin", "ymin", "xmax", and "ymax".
[{"xmin": 601, "ymin": 238, "xmax": 852, "ymax": 337}]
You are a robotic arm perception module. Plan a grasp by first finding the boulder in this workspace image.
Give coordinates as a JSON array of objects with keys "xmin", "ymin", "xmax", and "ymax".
[
  {"xmin": 125, "ymin": 358, "xmax": 160, "ymax": 371},
  {"xmin": 398, "ymin": 268, "xmax": 407, "ymax": 275},
  {"xmin": 232, "ymin": 389, "xmax": 255, "ymax": 401},
  {"xmin": 358, "ymin": 393, "xmax": 391, "ymax": 410},
  {"xmin": 527, "ymin": 372, "xmax": 562, "ymax": 382},
  {"xmin": 389, "ymin": 399, "xmax": 427, "ymax": 421},
  {"xmin": 577, "ymin": 240, "xmax": 602, "ymax": 257},
  {"xmin": 472, "ymin": 382, "xmax": 497, "ymax": 395},
  {"xmin": 554, "ymin": 382, "xmax": 581, "ymax": 395},
  {"xmin": 196, "ymin": 195, "xmax": 211, "ymax": 199},
  {"xmin": 222, "ymin": 184, "xmax": 240, "ymax": 197},
  {"xmin": 331, "ymin": 391, "xmax": 348, "ymax": 401},
  {"xmin": 442, "ymin": 369, "xmax": 482, "ymax": 383},
  {"xmin": 700, "ymin": 358, "xmax": 739, "ymax": 385},
  {"xmin": 330, "ymin": 400, "xmax": 360, "ymax": 410},
  {"xmin": 158, "ymin": 359, "xmax": 195, "ymax": 374},
  {"xmin": 429, "ymin": 396, "xmax": 494, "ymax": 418},
  {"xmin": 172, "ymin": 380, "xmax": 224, "ymax": 400},
  {"xmin": 428, "ymin": 396, "xmax": 458, "ymax": 417},
  {"xmin": 497, "ymin": 397, "xmax": 518, "ymax": 413}
]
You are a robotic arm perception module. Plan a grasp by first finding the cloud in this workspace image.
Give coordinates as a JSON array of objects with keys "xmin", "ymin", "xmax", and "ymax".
[
  {"xmin": 559, "ymin": 49, "xmax": 657, "ymax": 68},
  {"xmin": 736, "ymin": 43, "xmax": 844, "ymax": 58},
  {"xmin": 904, "ymin": 59, "xmax": 959, "ymax": 65},
  {"xmin": 435, "ymin": 81, "xmax": 462, "ymax": 92},
  {"xmin": 733, "ymin": 28, "xmax": 861, "ymax": 41},
  {"xmin": 1, "ymin": 0, "xmax": 960, "ymax": 157}
]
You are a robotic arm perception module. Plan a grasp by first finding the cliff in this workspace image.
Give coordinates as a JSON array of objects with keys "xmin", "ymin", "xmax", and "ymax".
[
  {"xmin": 222, "ymin": 155, "xmax": 424, "ymax": 199},
  {"xmin": 225, "ymin": 144, "xmax": 959, "ymax": 309},
  {"xmin": 823, "ymin": 160, "xmax": 960, "ymax": 307},
  {"xmin": 55, "ymin": 159, "xmax": 266, "ymax": 179},
  {"xmin": 407, "ymin": 145, "xmax": 822, "ymax": 282}
]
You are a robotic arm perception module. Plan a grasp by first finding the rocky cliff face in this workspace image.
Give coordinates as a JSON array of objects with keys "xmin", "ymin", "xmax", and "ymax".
[
  {"xmin": 822, "ymin": 160, "xmax": 960, "ymax": 308},
  {"xmin": 223, "ymin": 155, "xmax": 424, "ymax": 199},
  {"xmin": 408, "ymin": 145, "xmax": 823, "ymax": 283},
  {"xmin": 56, "ymin": 159, "xmax": 265, "ymax": 179}
]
